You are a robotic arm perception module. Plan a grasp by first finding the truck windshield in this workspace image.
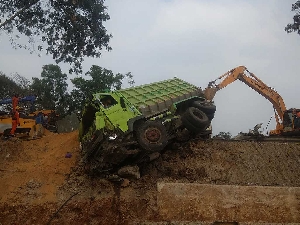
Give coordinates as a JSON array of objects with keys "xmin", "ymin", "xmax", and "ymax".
[{"xmin": 100, "ymin": 96, "xmax": 117, "ymax": 109}]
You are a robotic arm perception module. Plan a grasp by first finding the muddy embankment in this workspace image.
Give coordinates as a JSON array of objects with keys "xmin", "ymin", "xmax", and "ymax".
[{"xmin": 1, "ymin": 133, "xmax": 300, "ymax": 224}]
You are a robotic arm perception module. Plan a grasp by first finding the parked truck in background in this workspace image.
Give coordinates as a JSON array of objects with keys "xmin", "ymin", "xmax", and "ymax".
[{"xmin": 80, "ymin": 78, "xmax": 216, "ymax": 174}]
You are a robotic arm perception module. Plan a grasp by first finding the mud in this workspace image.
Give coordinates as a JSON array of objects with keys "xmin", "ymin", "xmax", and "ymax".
[{"xmin": 1, "ymin": 133, "xmax": 300, "ymax": 224}]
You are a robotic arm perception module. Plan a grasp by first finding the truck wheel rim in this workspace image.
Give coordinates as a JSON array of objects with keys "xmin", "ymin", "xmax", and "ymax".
[
  {"xmin": 194, "ymin": 110, "xmax": 204, "ymax": 119},
  {"xmin": 145, "ymin": 128, "xmax": 161, "ymax": 143}
]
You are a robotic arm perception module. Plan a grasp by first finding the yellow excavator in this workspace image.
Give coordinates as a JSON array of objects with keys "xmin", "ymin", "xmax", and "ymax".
[
  {"xmin": 0, "ymin": 96, "xmax": 59, "ymax": 138},
  {"xmin": 204, "ymin": 65, "xmax": 300, "ymax": 137}
]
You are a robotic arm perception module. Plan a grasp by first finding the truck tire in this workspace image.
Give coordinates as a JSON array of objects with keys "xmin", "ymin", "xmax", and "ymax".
[
  {"xmin": 206, "ymin": 112, "xmax": 215, "ymax": 121},
  {"xmin": 192, "ymin": 101, "xmax": 216, "ymax": 114},
  {"xmin": 182, "ymin": 107, "xmax": 210, "ymax": 129},
  {"xmin": 136, "ymin": 120, "xmax": 168, "ymax": 152},
  {"xmin": 181, "ymin": 116, "xmax": 204, "ymax": 133}
]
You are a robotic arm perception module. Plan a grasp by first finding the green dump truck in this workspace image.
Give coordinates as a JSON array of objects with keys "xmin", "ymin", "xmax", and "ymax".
[{"xmin": 80, "ymin": 78, "xmax": 216, "ymax": 173}]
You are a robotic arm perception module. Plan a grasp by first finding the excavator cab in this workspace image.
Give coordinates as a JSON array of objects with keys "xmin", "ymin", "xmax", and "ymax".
[
  {"xmin": 283, "ymin": 110, "xmax": 294, "ymax": 131},
  {"xmin": 282, "ymin": 109, "xmax": 300, "ymax": 131}
]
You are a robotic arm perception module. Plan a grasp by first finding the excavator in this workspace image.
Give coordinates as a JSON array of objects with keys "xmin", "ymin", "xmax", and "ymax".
[
  {"xmin": 0, "ymin": 95, "xmax": 59, "ymax": 138},
  {"xmin": 204, "ymin": 65, "xmax": 300, "ymax": 139}
]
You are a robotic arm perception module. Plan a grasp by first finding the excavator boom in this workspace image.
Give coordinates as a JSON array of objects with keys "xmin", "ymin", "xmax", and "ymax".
[
  {"xmin": 205, "ymin": 66, "xmax": 247, "ymax": 100},
  {"xmin": 204, "ymin": 66, "xmax": 287, "ymax": 134}
]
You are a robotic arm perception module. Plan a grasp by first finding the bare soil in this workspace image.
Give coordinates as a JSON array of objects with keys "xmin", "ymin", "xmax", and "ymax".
[{"xmin": 1, "ymin": 132, "xmax": 300, "ymax": 224}]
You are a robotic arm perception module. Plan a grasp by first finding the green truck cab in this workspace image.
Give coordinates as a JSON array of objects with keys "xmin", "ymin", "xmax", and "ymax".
[{"xmin": 80, "ymin": 78, "xmax": 216, "ymax": 173}]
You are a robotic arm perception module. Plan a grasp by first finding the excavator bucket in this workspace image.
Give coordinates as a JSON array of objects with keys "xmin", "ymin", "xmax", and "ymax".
[{"xmin": 204, "ymin": 86, "xmax": 218, "ymax": 101}]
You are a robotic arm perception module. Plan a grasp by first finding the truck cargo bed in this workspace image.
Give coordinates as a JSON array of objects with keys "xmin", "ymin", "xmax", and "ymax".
[{"xmin": 119, "ymin": 78, "xmax": 204, "ymax": 116}]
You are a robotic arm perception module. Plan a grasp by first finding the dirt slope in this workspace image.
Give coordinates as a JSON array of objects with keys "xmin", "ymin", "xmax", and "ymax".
[
  {"xmin": 1, "ymin": 134, "xmax": 300, "ymax": 224},
  {"xmin": 0, "ymin": 130, "xmax": 80, "ymax": 204}
]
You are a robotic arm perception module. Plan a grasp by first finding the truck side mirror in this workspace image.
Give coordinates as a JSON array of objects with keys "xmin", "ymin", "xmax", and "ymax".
[{"xmin": 120, "ymin": 97, "xmax": 126, "ymax": 108}]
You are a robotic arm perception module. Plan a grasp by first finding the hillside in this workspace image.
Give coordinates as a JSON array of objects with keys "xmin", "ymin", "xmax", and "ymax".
[{"xmin": 1, "ymin": 132, "xmax": 300, "ymax": 224}]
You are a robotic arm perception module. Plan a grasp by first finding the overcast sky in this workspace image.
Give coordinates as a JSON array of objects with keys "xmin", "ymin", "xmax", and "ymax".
[{"xmin": 0, "ymin": 0, "xmax": 299, "ymax": 135}]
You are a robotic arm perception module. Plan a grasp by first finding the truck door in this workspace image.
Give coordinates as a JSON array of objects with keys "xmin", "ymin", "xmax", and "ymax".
[{"xmin": 99, "ymin": 95, "xmax": 136, "ymax": 133}]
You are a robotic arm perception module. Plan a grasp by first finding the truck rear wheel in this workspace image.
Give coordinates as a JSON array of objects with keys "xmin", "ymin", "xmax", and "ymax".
[
  {"xmin": 181, "ymin": 116, "xmax": 204, "ymax": 133},
  {"xmin": 192, "ymin": 101, "xmax": 216, "ymax": 114},
  {"xmin": 136, "ymin": 120, "xmax": 168, "ymax": 152},
  {"xmin": 206, "ymin": 112, "xmax": 215, "ymax": 121},
  {"xmin": 182, "ymin": 107, "xmax": 209, "ymax": 131}
]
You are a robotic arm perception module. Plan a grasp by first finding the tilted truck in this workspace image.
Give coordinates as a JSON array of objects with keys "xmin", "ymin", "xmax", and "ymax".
[{"xmin": 79, "ymin": 78, "xmax": 216, "ymax": 174}]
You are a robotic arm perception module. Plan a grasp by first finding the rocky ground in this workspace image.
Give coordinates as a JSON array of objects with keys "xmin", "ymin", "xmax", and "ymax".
[{"xmin": 1, "ymin": 132, "xmax": 300, "ymax": 224}]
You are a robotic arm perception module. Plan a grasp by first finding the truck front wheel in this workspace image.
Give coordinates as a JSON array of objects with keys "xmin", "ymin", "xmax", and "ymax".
[{"xmin": 136, "ymin": 121, "xmax": 168, "ymax": 152}]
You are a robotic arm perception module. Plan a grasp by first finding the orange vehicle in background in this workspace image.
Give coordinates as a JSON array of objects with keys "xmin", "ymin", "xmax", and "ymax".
[
  {"xmin": 204, "ymin": 66, "xmax": 300, "ymax": 137},
  {"xmin": 0, "ymin": 95, "xmax": 59, "ymax": 137}
]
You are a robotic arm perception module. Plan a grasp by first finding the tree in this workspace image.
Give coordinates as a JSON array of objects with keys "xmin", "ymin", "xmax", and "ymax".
[
  {"xmin": 0, "ymin": 72, "xmax": 32, "ymax": 112},
  {"xmin": 11, "ymin": 72, "xmax": 31, "ymax": 95},
  {"xmin": 213, "ymin": 131, "xmax": 232, "ymax": 140},
  {"xmin": 285, "ymin": 1, "xmax": 300, "ymax": 35},
  {"xmin": 70, "ymin": 65, "xmax": 134, "ymax": 113},
  {"xmin": 0, "ymin": 72, "xmax": 22, "ymax": 99},
  {"xmin": 0, "ymin": 72, "xmax": 30, "ymax": 99},
  {"xmin": 0, "ymin": 0, "xmax": 112, "ymax": 73},
  {"xmin": 31, "ymin": 64, "xmax": 69, "ymax": 115}
]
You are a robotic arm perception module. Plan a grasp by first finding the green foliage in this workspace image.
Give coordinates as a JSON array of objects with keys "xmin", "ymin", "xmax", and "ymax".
[
  {"xmin": 31, "ymin": 64, "xmax": 69, "ymax": 115},
  {"xmin": 213, "ymin": 131, "xmax": 232, "ymax": 140},
  {"xmin": 11, "ymin": 72, "xmax": 31, "ymax": 95},
  {"xmin": 70, "ymin": 65, "xmax": 134, "ymax": 113},
  {"xmin": 0, "ymin": 0, "xmax": 112, "ymax": 73},
  {"xmin": 0, "ymin": 64, "xmax": 134, "ymax": 117},
  {"xmin": 0, "ymin": 72, "xmax": 31, "ymax": 112},
  {"xmin": 0, "ymin": 72, "xmax": 21, "ymax": 98},
  {"xmin": 0, "ymin": 72, "xmax": 30, "ymax": 98},
  {"xmin": 285, "ymin": 1, "xmax": 300, "ymax": 34}
]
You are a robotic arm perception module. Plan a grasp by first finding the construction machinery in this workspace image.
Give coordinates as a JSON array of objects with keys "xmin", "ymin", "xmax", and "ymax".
[
  {"xmin": 0, "ymin": 95, "xmax": 58, "ymax": 137},
  {"xmin": 204, "ymin": 65, "xmax": 300, "ymax": 137},
  {"xmin": 80, "ymin": 77, "xmax": 216, "ymax": 174}
]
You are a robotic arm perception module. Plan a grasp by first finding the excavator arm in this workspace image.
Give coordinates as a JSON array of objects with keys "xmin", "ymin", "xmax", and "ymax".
[{"xmin": 204, "ymin": 66, "xmax": 287, "ymax": 134}]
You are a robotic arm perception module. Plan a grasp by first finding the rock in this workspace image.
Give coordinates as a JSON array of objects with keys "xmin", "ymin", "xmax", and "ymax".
[
  {"xmin": 26, "ymin": 179, "xmax": 42, "ymax": 189},
  {"xmin": 148, "ymin": 152, "xmax": 160, "ymax": 162},
  {"xmin": 117, "ymin": 165, "xmax": 140, "ymax": 179},
  {"xmin": 121, "ymin": 179, "xmax": 130, "ymax": 187},
  {"xmin": 107, "ymin": 174, "xmax": 123, "ymax": 182}
]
